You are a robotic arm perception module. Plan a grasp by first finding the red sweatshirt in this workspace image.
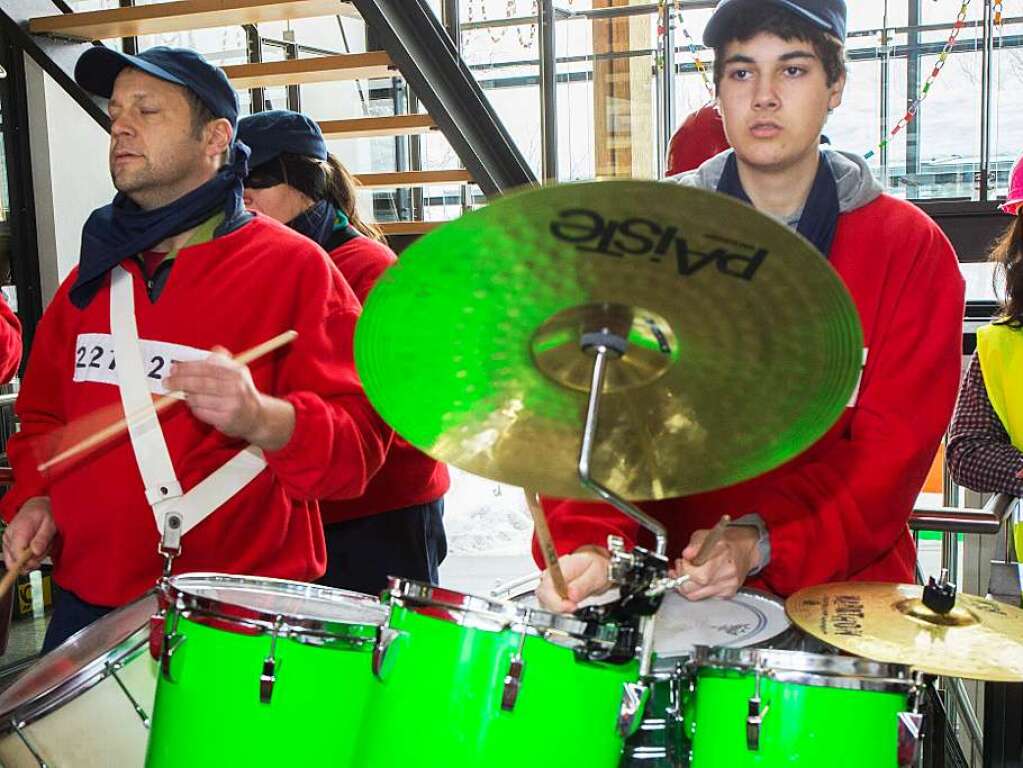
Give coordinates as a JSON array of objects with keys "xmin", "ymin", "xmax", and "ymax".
[
  {"xmin": 1, "ymin": 216, "xmax": 391, "ymax": 606},
  {"xmin": 319, "ymin": 235, "xmax": 450, "ymax": 523},
  {"xmin": 535, "ymin": 193, "xmax": 965, "ymax": 596},
  {"xmin": 0, "ymin": 293, "xmax": 21, "ymax": 383}
]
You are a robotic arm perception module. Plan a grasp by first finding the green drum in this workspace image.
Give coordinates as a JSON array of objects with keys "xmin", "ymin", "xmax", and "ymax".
[
  {"xmin": 145, "ymin": 573, "xmax": 386, "ymax": 768},
  {"xmin": 355, "ymin": 579, "xmax": 644, "ymax": 767},
  {"xmin": 686, "ymin": 647, "xmax": 923, "ymax": 767}
]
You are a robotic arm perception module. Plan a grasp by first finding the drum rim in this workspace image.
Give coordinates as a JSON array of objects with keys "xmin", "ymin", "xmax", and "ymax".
[
  {"xmin": 162, "ymin": 573, "xmax": 387, "ymax": 642},
  {"xmin": 0, "ymin": 597, "xmax": 155, "ymax": 730},
  {"xmin": 690, "ymin": 645, "xmax": 918, "ymax": 693},
  {"xmin": 387, "ymin": 578, "xmax": 620, "ymax": 650}
]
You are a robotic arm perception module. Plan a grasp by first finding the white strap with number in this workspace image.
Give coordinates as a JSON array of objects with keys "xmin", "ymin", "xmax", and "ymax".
[{"xmin": 108, "ymin": 265, "xmax": 267, "ymax": 536}]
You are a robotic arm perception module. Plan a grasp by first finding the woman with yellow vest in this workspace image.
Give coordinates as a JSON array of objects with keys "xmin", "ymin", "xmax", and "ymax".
[{"xmin": 948, "ymin": 156, "xmax": 1023, "ymax": 495}]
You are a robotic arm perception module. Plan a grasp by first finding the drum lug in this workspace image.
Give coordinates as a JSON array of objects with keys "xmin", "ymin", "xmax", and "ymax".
[
  {"xmin": 617, "ymin": 681, "xmax": 649, "ymax": 739},
  {"xmin": 11, "ymin": 718, "xmax": 49, "ymax": 767},
  {"xmin": 898, "ymin": 711, "xmax": 925, "ymax": 767},
  {"xmin": 159, "ymin": 632, "xmax": 185, "ymax": 682},
  {"xmin": 373, "ymin": 626, "xmax": 400, "ymax": 681},
  {"xmin": 501, "ymin": 628, "xmax": 528, "ymax": 712},
  {"xmin": 259, "ymin": 617, "xmax": 284, "ymax": 705},
  {"xmin": 746, "ymin": 667, "xmax": 769, "ymax": 751}
]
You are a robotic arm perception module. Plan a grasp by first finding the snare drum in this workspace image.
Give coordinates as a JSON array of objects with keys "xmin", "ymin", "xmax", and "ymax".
[
  {"xmin": 145, "ymin": 574, "xmax": 387, "ymax": 768},
  {"xmin": 0, "ymin": 593, "xmax": 158, "ymax": 767},
  {"xmin": 625, "ymin": 589, "xmax": 794, "ymax": 767},
  {"xmin": 686, "ymin": 647, "xmax": 921, "ymax": 767},
  {"xmin": 356, "ymin": 579, "xmax": 643, "ymax": 767}
]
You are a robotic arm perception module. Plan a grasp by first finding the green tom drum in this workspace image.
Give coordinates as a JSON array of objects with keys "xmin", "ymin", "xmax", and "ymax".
[
  {"xmin": 145, "ymin": 573, "xmax": 387, "ymax": 768},
  {"xmin": 355, "ymin": 579, "xmax": 644, "ymax": 767},
  {"xmin": 686, "ymin": 646, "xmax": 923, "ymax": 767}
]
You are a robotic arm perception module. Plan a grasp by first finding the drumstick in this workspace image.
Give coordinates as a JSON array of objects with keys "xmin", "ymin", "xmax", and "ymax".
[
  {"xmin": 525, "ymin": 490, "xmax": 570, "ymax": 601},
  {"xmin": 691, "ymin": 514, "xmax": 732, "ymax": 566},
  {"xmin": 38, "ymin": 330, "xmax": 298, "ymax": 473},
  {"xmin": 0, "ymin": 548, "xmax": 32, "ymax": 600}
]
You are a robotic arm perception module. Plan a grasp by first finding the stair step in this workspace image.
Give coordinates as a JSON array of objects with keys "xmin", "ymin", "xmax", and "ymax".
[
  {"xmin": 31, "ymin": 0, "xmax": 358, "ymax": 41},
  {"xmin": 379, "ymin": 221, "xmax": 443, "ymax": 236},
  {"xmin": 224, "ymin": 52, "xmax": 396, "ymax": 89},
  {"xmin": 320, "ymin": 114, "xmax": 436, "ymax": 140},
  {"xmin": 355, "ymin": 170, "xmax": 474, "ymax": 189}
]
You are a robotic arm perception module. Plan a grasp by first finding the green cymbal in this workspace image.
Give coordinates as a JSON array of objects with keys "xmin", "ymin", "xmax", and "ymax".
[{"xmin": 355, "ymin": 179, "xmax": 863, "ymax": 501}]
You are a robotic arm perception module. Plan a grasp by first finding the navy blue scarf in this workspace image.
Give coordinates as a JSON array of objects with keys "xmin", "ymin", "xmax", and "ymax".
[
  {"xmin": 288, "ymin": 200, "xmax": 360, "ymax": 252},
  {"xmin": 71, "ymin": 143, "xmax": 251, "ymax": 309},
  {"xmin": 716, "ymin": 151, "xmax": 839, "ymax": 259}
]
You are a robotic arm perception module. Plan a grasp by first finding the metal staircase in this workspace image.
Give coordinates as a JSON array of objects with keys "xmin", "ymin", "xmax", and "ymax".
[{"xmin": 6, "ymin": 0, "xmax": 536, "ymax": 243}]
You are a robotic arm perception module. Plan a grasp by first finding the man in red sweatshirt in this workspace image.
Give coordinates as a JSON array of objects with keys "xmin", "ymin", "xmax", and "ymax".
[
  {"xmin": 0, "ymin": 46, "xmax": 390, "ymax": 650},
  {"xmin": 536, "ymin": 0, "xmax": 966, "ymax": 611}
]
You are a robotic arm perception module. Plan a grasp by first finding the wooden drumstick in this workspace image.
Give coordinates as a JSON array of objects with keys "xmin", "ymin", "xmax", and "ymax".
[
  {"xmin": 525, "ymin": 490, "xmax": 570, "ymax": 601},
  {"xmin": 0, "ymin": 548, "xmax": 32, "ymax": 600},
  {"xmin": 38, "ymin": 330, "xmax": 298, "ymax": 473},
  {"xmin": 691, "ymin": 514, "xmax": 732, "ymax": 567}
]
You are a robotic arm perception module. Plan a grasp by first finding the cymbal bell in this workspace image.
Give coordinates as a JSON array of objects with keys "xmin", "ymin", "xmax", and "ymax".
[
  {"xmin": 355, "ymin": 180, "xmax": 863, "ymax": 500},
  {"xmin": 787, "ymin": 582, "xmax": 1023, "ymax": 682}
]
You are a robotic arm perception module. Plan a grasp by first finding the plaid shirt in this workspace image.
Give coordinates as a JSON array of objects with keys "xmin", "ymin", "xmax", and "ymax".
[{"xmin": 946, "ymin": 352, "xmax": 1023, "ymax": 496}]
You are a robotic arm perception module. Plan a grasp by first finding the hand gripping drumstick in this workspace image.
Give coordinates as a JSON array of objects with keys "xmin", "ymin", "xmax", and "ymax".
[
  {"xmin": 691, "ymin": 514, "xmax": 732, "ymax": 567},
  {"xmin": 37, "ymin": 330, "xmax": 298, "ymax": 474},
  {"xmin": 0, "ymin": 548, "xmax": 32, "ymax": 600},
  {"xmin": 525, "ymin": 490, "xmax": 570, "ymax": 601}
]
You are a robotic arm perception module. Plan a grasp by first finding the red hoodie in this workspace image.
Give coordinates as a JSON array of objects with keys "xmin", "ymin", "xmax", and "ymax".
[
  {"xmin": 318, "ymin": 235, "xmax": 450, "ymax": 523},
  {"xmin": 0, "ymin": 215, "xmax": 391, "ymax": 606},
  {"xmin": 535, "ymin": 192, "xmax": 965, "ymax": 596},
  {"xmin": 0, "ymin": 294, "xmax": 21, "ymax": 383}
]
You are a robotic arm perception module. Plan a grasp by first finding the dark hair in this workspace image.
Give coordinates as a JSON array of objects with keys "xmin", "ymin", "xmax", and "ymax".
[
  {"xmin": 711, "ymin": 7, "xmax": 847, "ymax": 89},
  {"xmin": 267, "ymin": 152, "xmax": 385, "ymax": 243},
  {"xmin": 992, "ymin": 216, "xmax": 1023, "ymax": 327},
  {"xmin": 182, "ymin": 88, "xmax": 216, "ymax": 139}
]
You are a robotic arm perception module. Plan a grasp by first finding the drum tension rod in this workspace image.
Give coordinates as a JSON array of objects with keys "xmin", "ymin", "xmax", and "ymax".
[
  {"xmin": 260, "ymin": 616, "xmax": 284, "ymax": 705},
  {"xmin": 746, "ymin": 662, "xmax": 770, "ymax": 751},
  {"xmin": 500, "ymin": 627, "xmax": 528, "ymax": 712}
]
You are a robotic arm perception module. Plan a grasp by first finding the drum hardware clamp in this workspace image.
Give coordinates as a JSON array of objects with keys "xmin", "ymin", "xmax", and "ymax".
[
  {"xmin": 501, "ymin": 627, "xmax": 528, "ymax": 712},
  {"xmin": 746, "ymin": 661, "xmax": 770, "ymax": 751},
  {"xmin": 260, "ymin": 616, "xmax": 285, "ymax": 705},
  {"xmin": 158, "ymin": 511, "xmax": 184, "ymax": 579},
  {"xmin": 922, "ymin": 568, "xmax": 956, "ymax": 615}
]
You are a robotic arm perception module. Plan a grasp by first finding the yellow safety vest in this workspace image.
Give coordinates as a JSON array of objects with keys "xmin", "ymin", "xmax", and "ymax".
[{"xmin": 977, "ymin": 322, "xmax": 1023, "ymax": 451}]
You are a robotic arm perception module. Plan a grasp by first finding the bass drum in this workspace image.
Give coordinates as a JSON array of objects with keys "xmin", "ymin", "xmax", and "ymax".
[{"xmin": 0, "ymin": 593, "xmax": 158, "ymax": 767}]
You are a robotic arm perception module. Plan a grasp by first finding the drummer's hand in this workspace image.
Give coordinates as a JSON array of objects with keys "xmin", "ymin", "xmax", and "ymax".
[
  {"xmin": 674, "ymin": 526, "xmax": 761, "ymax": 601},
  {"xmin": 536, "ymin": 546, "xmax": 612, "ymax": 613},
  {"xmin": 165, "ymin": 347, "xmax": 295, "ymax": 451},
  {"xmin": 3, "ymin": 497, "xmax": 56, "ymax": 572}
]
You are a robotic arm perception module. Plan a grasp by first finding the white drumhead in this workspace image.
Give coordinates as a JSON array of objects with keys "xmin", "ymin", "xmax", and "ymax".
[
  {"xmin": 653, "ymin": 588, "xmax": 790, "ymax": 669},
  {"xmin": 166, "ymin": 574, "xmax": 387, "ymax": 627},
  {"xmin": 0, "ymin": 593, "xmax": 157, "ymax": 717}
]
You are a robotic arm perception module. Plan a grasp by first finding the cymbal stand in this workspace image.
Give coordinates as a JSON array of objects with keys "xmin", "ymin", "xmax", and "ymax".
[{"xmin": 577, "ymin": 330, "xmax": 669, "ymax": 679}]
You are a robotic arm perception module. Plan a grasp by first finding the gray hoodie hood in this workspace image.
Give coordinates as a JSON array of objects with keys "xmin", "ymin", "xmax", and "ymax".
[{"xmin": 670, "ymin": 147, "xmax": 883, "ymax": 224}]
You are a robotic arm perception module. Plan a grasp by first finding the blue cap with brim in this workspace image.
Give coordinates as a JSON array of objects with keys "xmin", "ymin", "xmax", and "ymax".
[
  {"xmin": 704, "ymin": 0, "xmax": 847, "ymax": 48},
  {"xmin": 74, "ymin": 45, "xmax": 239, "ymax": 128},
  {"xmin": 237, "ymin": 110, "xmax": 328, "ymax": 169}
]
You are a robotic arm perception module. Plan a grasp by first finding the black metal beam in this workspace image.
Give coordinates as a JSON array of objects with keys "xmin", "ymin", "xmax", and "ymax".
[
  {"xmin": 0, "ymin": 1, "xmax": 109, "ymax": 131},
  {"xmin": 349, "ymin": 0, "xmax": 536, "ymax": 197}
]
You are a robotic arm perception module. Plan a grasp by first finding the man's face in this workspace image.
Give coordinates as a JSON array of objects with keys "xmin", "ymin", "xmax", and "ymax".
[
  {"xmin": 716, "ymin": 32, "xmax": 845, "ymax": 173},
  {"xmin": 108, "ymin": 68, "xmax": 216, "ymax": 209}
]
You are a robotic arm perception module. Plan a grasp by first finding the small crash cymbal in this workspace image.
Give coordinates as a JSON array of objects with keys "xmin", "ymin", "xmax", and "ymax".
[
  {"xmin": 787, "ymin": 582, "xmax": 1023, "ymax": 682},
  {"xmin": 355, "ymin": 180, "xmax": 863, "ymax": 500}
]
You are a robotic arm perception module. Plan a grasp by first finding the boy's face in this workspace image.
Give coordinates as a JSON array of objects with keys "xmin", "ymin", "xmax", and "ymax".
[{"xmin": 716, "ymin": 31, "xmax": 845, "ymax": 173}]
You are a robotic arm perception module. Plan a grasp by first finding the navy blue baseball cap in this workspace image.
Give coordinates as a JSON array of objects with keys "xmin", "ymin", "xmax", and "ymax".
[
  {"xmin": 74, "ymin": 45, "xmax": 239, "ymax": 127},
  {"xmin": 704, "ymin": 0, "xmax": 847, "ymax": 48},
  {"xmin": 237, "ymin": 110, "xmax": 328, "ymax": 169}
]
